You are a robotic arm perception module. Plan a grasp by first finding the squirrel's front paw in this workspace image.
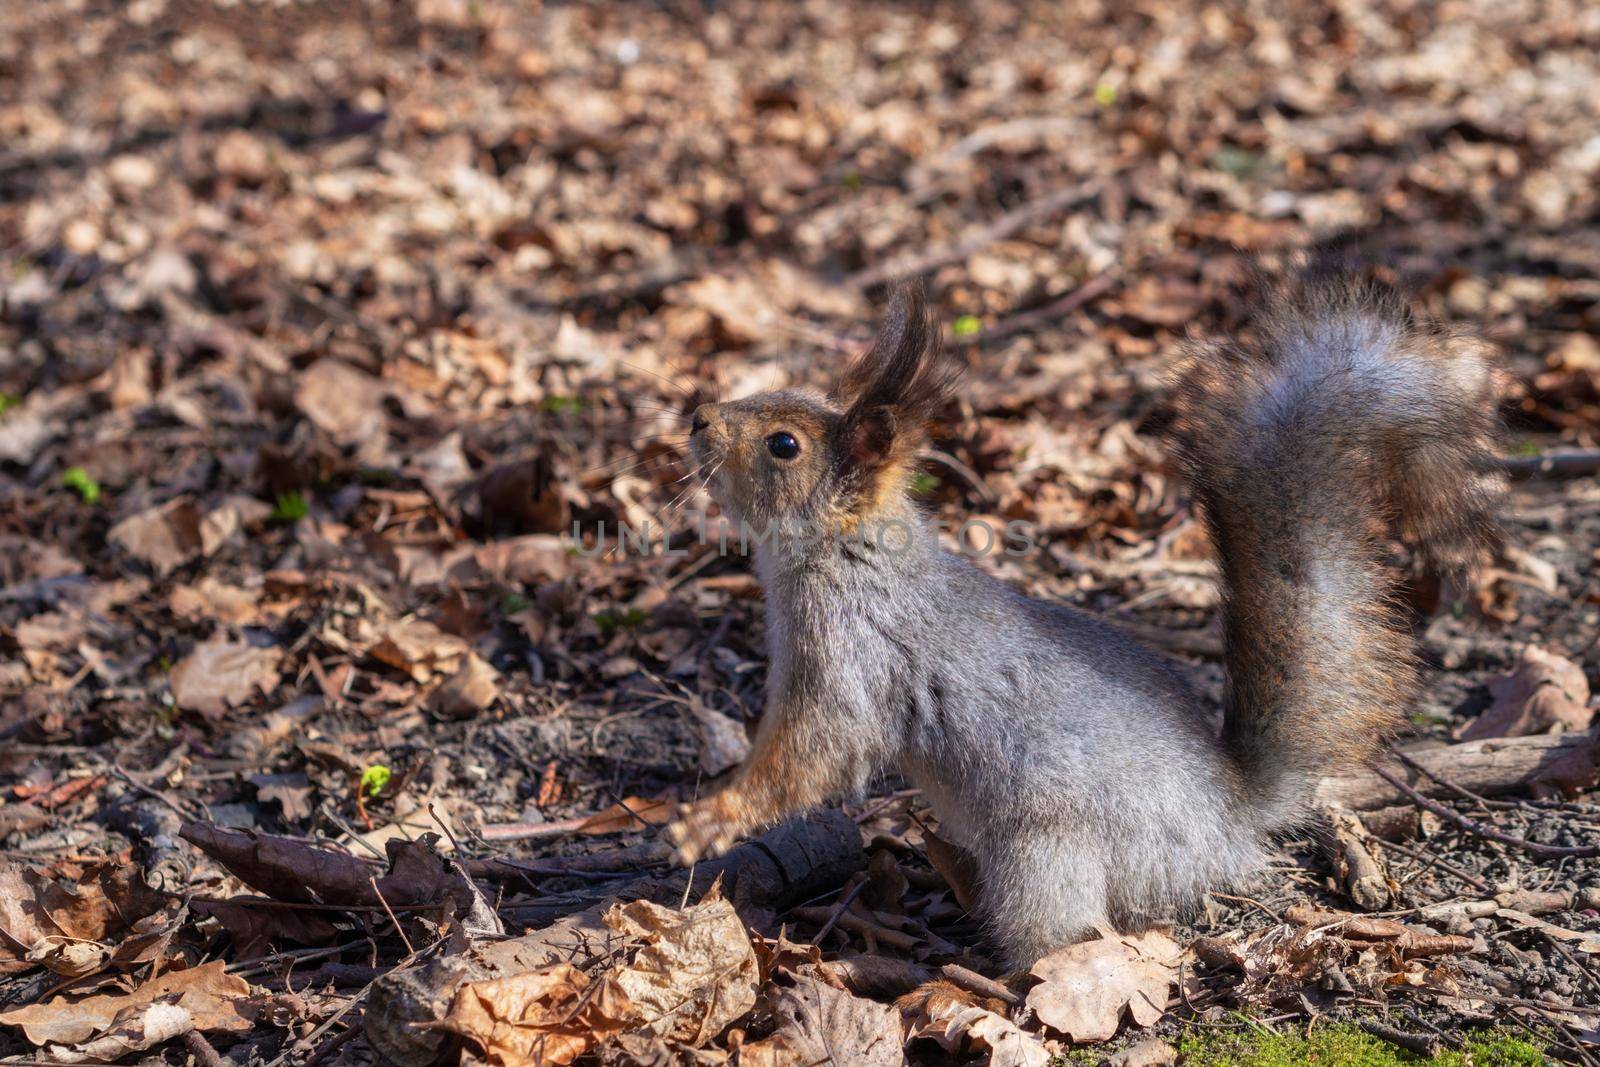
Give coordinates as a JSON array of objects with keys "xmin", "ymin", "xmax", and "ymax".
[{"xmin": 665, "ymin": 799, "xmax": 742, "ymax": 865}]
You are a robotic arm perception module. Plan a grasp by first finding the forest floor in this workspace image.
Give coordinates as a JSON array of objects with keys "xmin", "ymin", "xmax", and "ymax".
[{"xmin": 1, "ymin": 0, "xmax": 1598, "ymax": 1064}]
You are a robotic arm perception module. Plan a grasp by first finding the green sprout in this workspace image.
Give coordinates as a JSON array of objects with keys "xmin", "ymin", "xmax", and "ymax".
[
  {"xmin": 1093, "ymin": 82, "xmax": 1118, "ymax": 107},
  {"xmin": 540, "ymin": 394, "xmax": 585, "ymax": 415},
  {"xmin": 593, "ymin": 607, "xmax": 648, "ymax": 634},
  {"xmin": 272, "ymin": 490, "xmax": 310, "ymax": 522},
  {"xmin": 61, "ymin": 467, "xmax": 102, "ymax": 504},
  {"xmin": 907, "ymin": 472, "xmax": 940, "ymax": 495},
  {"xmin": 360, "ymin": 764, "xmax": 392, "ymax": 798},
  {"xmin": 951, "ymin": 315, "xmax": 982, "ymax": 339},
  {"xmin": 0, "ymin": 393, "xmax": 20, "ymax": 416}
]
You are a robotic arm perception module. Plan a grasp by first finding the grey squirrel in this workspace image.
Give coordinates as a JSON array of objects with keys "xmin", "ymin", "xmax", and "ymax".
[{"xmin": 664, "ymin": 265, "xmax": 1504, "ymax": 968}]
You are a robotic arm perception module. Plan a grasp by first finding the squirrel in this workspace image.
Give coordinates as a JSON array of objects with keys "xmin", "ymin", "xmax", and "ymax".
[{"xmin": 664, "ymin": 264, "xmax": 1504, "ymax": 968}]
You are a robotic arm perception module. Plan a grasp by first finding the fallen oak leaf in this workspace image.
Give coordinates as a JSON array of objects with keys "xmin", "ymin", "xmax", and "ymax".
[
  {"xmin": 441, "ymin": 963, "xmax": 632, "ymax": 1067},
  {"xmin": 900, "ymin": 978, "xmax": 1048, "ymax": 1067},
  {"xmin": 740, "ymin": 972, "xmax": 908, "ymax": 1067},
  {"xmin": 180, "ymin": 823, "xmax": 380, "ymax": 905},
  {"xmin": 602, "ymin": 882, "xmax": 759, "ymax": 1046},
  {"xmin": 0, "ymin": 859, "xmax": 168, "ymax": 975},
  {"xmin": 1025, "ymin": 929, "xmax": 1182, "ymax": 1043},
  {"xmin": 45, "ymin": 1000, "xmax": 194, "ymax": 1064},
  {"xmin": 0, "ymin": 960, "xmax": 250, "ymax": 1047}
]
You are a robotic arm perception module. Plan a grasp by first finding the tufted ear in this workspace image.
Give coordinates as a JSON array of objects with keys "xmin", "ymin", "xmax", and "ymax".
[{"xmin": 835, "ymin": 282, "xmax": 957, "ymax": 469}]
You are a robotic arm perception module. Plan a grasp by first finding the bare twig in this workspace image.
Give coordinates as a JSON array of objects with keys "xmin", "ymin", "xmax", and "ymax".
[
  {"xmin": 1370, "ymin": 765, "xmax": 1600, "ymax": 860},
  {"xmin": 1358, "ymin": 1017, "xmax": 1442, "ymax": 1058}
]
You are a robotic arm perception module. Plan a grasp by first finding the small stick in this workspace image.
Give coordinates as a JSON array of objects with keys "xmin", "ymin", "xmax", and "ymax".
[
  {"xmin": 1371, "ymin": 836, "xmax": 1492, "ymax": 894},
  {"xmin": 791, "ymin": 905, "xmax": 921, "ymax": 951},
  {"xmin": 1358, "ymin": 1017, "xmax": 1442, "ymax": 1058},
  {"xmin": 1371, "ymin": 766, "xmax": 1600, "ymax": 860},
  {"xmin": 369, "ymin": 876, "xmax": 415, "ymax": 956},
  {"xmin": 811, "ymin": 880, "xmax": 866, "ymax": 945},
  {"xmin": 940, "ymin": 962, "xmax": 1021, "ymax": 1006},
  {"xmin": 183, "ymin": 1031, "xmax": 227, "ymax": 1067}
]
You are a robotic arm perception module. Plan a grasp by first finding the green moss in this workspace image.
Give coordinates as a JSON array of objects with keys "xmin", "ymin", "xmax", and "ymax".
[{"xmin": 1172, "ymin": 1022, "xmax": 1547, "ymax": 1067}]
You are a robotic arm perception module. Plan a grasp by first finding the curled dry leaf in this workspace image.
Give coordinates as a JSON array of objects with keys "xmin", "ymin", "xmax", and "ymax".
[
  {"xmin": 443, "ymin": 963, "xmax": 632, "ymax": 1067},
  {"xmin": 0, "ymin": 960, "xmax": 251, "ymax": 1047},
  {"xmin": 181, "ymin": 823, "xmax": 485, "ymax": 917},
  {"xmin": 900, "ymin": 979, "xmax": 1048, "ymax": 1067},
  {"xmin": 1459, "ymin": 644, "xmax": 1592, "ymax": 741},
  {"xmin": 741, "ymin": 972, "xmax": 908, "ymax": 1067},
  {"xmin": 1025, "ymin": 930, "xmax": 1181, "ymax": 1043},
  {"xmin": 169, "ymin": 633, "xmax": 281, "ymax": 717},
  {"xmin": 45, "ymin": 1000, "xmax": 195, "ymax": 1064},
  {"xmin": 602, "ymin": 885, "xmax": 759, "ymax": 1046},
  {"xmin": 368, "ymin": 618, "xmax": 470, "ymax": 682}
]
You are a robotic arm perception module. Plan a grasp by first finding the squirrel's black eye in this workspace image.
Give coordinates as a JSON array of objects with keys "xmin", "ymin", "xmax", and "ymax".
[{"xmin": 766, "ymin": 431, "xmax": 801, "ymax": 460}]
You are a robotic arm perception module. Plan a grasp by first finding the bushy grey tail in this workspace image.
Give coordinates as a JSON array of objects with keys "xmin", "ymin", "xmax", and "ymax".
[{"xmin": 1171, "ymin": 267, "xmax": 1503, "ymax": 826}]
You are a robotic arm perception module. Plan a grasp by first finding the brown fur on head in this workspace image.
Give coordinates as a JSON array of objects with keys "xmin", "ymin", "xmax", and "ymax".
[{"xmin": 689, "ymin": 282, "xmax": 957, "ymax": 536}]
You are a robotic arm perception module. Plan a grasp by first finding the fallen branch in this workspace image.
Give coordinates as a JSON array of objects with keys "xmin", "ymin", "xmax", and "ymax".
[
  {"xmin": 1317, "ymin": 730, "xmax": 1598, "ymax": 812},
  {"xmin": 1499, "ymin": 449, "xmax": 1600, "ymax": 480}
]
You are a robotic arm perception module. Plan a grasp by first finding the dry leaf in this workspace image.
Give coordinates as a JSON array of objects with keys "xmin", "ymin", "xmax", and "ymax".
[
  {"xmin": 295, "ymin": 359, "xmax": 389, "ymax": 444},
  {"xmin": 1025, "ymin": 930, "xmax": 1181, "ymax": 1043},
  {"xmin": 741, "ymin": 973, "xmax": 907, "ymax": 1066},
  {"xmin": 900, "ymin": 979, "xmax": 1047, "ymax": 1067},
  {"xmin": 107, "ymin": 497, "xmax": 205, "ymax": 576},
  {"xmin": 1110, "ymin": 1037, "xmax": 1179, "ymax": 1066},
  {"xmin": 169, "ymin": 634, "xmax": 281, "ymax": 717},
  {"xmin": 368, "ymin": 618, "xmax": 469, "ymax": 682},
  {"xmin": 920, "ymin": 828, "xmax": 980, "ymax": 913},
  {"xmin": 0, "ymin": 860, "xmax": 167, "ymax": 976},
  {"xmin": 170, "ymin": 578, "xmax": 262, "ymax": 625},
  {"xmin": 602, "ymin": 886, "xmax": 759, "ymax": 1046},
  {"xmin": 46, "ymin": 1000, "xmax": 194, "ymax": 1064},
  {"xmin": 1459, "ymin": 645, "xmax": 1592, "ymax": 740},
  {"xmin": 443, "ymin": 963, "xmax": 631, "ymax": 1067},
  {"xmin": 578, "ymin": 796, "xmax": 674, "ymax": 834},
  {"xmin": 430, "ymin": 652, "xmax": 501, "ymax": 719},
  {"xmin": 0, "ymin": 960, "xmax": 251, "ymax": 1047}
]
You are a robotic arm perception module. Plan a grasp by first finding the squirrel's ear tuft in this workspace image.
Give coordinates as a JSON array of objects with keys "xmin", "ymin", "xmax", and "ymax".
[{"xmin": 836, "ymin": 282, "xmax": 957, "ymax": 466}]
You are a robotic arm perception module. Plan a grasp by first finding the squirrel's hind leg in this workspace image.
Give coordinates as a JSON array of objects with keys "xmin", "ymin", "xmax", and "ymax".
[{"xmin": 977, "ymin": 829, "xmax": 1111, "ymax": 971}]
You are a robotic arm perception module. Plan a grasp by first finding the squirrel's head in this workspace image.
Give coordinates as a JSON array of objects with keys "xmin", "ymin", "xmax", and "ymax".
[{"xmin": 689, "ymin": 283, "xmax": 956, "ymax": 537}]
